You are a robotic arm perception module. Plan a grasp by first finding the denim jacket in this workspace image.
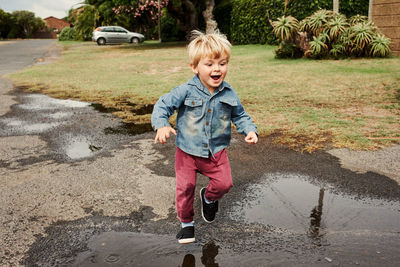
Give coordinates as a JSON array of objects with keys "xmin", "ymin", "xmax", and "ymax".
[{"xmin": 151, "ymin": 75, "xmax": 257, "ymax": 158}]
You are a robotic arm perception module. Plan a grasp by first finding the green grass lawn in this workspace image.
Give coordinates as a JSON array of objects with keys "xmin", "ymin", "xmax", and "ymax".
[{"xmin": 8, "ymin": 41, "xmax": 400, "ymax": 152}]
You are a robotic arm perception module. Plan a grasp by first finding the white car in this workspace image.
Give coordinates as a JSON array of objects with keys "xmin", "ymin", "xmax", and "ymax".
[{"xmin": 92, "ymin": 26, "xmax": 145, "ymax": 45}]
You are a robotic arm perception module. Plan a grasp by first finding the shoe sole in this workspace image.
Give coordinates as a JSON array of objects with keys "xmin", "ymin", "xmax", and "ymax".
[
  {"xmin": 200, "ymin": 187, "xmax": 214, "ymax": 223},
  {"xmin": 178, "ymin": 237, "xmax": 195, "ymax": 244}
]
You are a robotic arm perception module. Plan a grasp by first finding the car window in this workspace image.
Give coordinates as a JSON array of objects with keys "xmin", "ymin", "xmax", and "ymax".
[
  {"xmin": 115, "ymin": 28, "xmax": 127, "ymax": 33},
  {"xmin": 101, "ymin": 27, "xmax": 113, "ymax": 32}
]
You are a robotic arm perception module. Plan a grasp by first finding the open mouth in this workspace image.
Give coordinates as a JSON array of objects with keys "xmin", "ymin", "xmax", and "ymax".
[{"xmin": 211, "ymin": 75, "xmax": 221, "ymax": 81}]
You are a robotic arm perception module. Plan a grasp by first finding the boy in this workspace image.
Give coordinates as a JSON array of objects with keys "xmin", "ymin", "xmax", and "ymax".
[{"xmin": 151, "ymin": 30, "xmax": 258, "ymax": 244}]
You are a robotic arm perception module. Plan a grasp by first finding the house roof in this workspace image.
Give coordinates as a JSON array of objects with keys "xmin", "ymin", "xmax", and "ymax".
[{"xmin": 44, "ymin": 16, "xmax": 71, "ymax": 31}]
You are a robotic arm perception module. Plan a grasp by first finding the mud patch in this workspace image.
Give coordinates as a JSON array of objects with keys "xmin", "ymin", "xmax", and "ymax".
[
  {"xmin": 91, "ymin": 102, "xmax": 154, "ymax": 116},
  {"xmin": 104, "ymin": 123, "xmax": 153, "ymax": 136}
]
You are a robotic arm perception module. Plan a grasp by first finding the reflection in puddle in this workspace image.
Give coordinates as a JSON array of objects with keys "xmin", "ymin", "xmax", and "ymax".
[
  {"xmin": 46, "ymin": 112, "xmax": 72, "ymax": 119},
  {"xmin": 1, "ymin": 118, "xmax": 62, "ymax": 134},
  {"xmin": 229, "ymin": 173, "xmax": 400, "ymax": 237},
  {"xmin": 309, "ymin": 188, "xmax": 324, "ymax": 239},
  {"xmin": 22, "ymin": 122, "xmax": 61, "ymax": 133},
  {"xmin": 74, "ymin": 232, "xmax": 221, "ymax": 267},
  {"xmin": 65, "ymin": 139, "xmax": 102, "ymax": 160},
  {"xmin": 18, "ymin": 94, "xmax": 90, "ymax": 110}
]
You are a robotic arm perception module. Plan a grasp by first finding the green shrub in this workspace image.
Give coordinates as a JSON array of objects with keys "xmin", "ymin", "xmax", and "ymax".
[
  {"xmin": 58, "ymin": 27, "xmax": 76, "ymax": 41},
  {"xmin": 214, "ymin": 0, "xmax": 233, "ymax": 39},
  {"xmin": 271, "ymin": 9, "xmax": 391, "ymax": 59},
  {"xmin": 160, "ymin": 12, "xmax": 185, "ymax": 42},
  {"xmin": 230, "ymin": 0, "xmax": 368, "ymax": 45},
  {"xmin": 230, "ymin": 0, "xmax": 277, "ymax": 45}
]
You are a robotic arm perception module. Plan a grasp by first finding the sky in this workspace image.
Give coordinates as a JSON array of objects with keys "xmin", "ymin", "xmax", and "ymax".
[{"xmin": 0, "ymin": 0, "xmax": 82, "ymax": 19}]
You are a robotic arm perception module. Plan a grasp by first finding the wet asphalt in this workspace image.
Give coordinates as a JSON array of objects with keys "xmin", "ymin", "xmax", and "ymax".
[{"xmin": 0, "ymin": 40, "xmax": 399, "ymax": 266}]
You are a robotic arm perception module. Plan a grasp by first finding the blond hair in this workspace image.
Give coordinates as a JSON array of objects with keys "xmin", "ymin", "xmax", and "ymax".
[{"xmin": 187, "ymin": 30, "xmax": 232, "ymax": 67}]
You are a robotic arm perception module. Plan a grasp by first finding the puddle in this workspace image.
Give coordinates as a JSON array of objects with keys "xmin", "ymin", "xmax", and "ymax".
[
  {"xmin": 229, "ymin": 173, "xmax": 400, "ymax": 237},
  {"xmin": 73, "ymin": 232, "xmax": 244, "ymax": 267},
  {"xmin": 65, "ymin": 138, "xmax": 102, "ymax": 160},
  {"xmin": 74, "ymin": 232, "xmax": 201, "ymax": 266}
]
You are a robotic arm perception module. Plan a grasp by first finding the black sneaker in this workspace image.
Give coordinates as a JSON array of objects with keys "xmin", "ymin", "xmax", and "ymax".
[
  {"xmin": 176, "ymin": 226, "xmax": 195, "ymax": 244},
  {"xmin": 200, "ymin": 187, "xmax": 218, "ymax": 223}
]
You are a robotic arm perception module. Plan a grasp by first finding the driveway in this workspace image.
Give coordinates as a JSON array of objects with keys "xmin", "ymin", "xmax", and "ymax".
[{"xmin": 0, "ymin": 40, "xmax": 399, "ymax": 266}]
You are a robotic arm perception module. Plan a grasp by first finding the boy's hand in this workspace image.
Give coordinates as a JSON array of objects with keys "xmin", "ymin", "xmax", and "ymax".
[
  {"xmin": 154, "ymin": 126, "xmax": 177, "ymax": 144},
  {"xmin": 245, "ymin": 131, "xmax": 258, "ymax": 144}
]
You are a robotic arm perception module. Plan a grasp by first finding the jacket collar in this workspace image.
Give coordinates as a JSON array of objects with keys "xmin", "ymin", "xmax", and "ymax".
[{"xmin": 188, "ymin": 75, "xmax": 232, "ymax": 95}]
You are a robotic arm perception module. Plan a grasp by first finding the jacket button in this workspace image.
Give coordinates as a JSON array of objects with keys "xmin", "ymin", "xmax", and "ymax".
[
  {"xmin": 208, "ymin": 109, "xmax": 211, "ymax": 113},
  {"xmin": 192, "ymin": 101, "xmax": 195, "ymax": 105},
  {"xmin": 204, "ymin": 144, "xmax": 207, "ymax": 148},
  {"xmin": 206, "ymin": 121, "xmax": 209, "ymax": 126}
]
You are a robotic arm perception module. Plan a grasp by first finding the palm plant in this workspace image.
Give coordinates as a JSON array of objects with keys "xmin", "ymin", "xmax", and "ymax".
[
  {"xmin": 74, "ymin": 4, "xmax": 99, "ymax": 40},
  {"xmin": 306, "ymin": 9, "xmax": 334, "ymax": 36},
  {"xmin": 327, "ymin": 14, "xmax": 349, "ymax": 40},
  {"xmin": 329, "ymin": 43, "xmax": 346, "ymax": 58},
  {"xmin": 305, "ymin": 34, "xmax": 329, "ymax": 58},
  {"xmin": 349, "ymin": 22, "xmax": 374, "ymax": 50},
  {"xmin": 271, "ymin": 15, "xmax": 299, "ymax": 42},
  {"xmin": 299, "ymin": 17, "xmax": 311, "ymax": 32},
  {"xmin": 349, "ymin": 14, "xmax": 368, "ymax": 25},
  {"xmin": 338, "ymin": 29, "xmax": 353, "ymax": 56},
  {"xmin": 369, "ymin": 34, "xmax": 391, "ymax": 57}
]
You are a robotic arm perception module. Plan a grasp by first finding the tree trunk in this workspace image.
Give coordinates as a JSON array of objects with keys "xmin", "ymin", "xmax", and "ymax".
[
  {"xmin": 333, "ymin": 0, "xmax": 339, "ymax": 13},
  {"xmin": 203, "ymin": 0, "xmax": 218, "ymax": 33},
  {"xmin": 295, "ymin": 31, "xmax": 312, "ymax": 52},
  {"xmin": 368, "ymin": 0, "xmax": 373, "ymax": 21}
]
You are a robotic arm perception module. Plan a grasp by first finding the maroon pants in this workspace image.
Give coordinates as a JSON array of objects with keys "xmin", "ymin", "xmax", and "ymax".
[{"xmin": 175, "ymin": 147, "xmax": 233, "ymax": 222}]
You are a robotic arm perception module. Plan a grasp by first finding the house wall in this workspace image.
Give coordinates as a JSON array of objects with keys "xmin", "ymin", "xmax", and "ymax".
[{"xmin": 372, "ymin": 0, "xmax": 400, "ymax": 56}]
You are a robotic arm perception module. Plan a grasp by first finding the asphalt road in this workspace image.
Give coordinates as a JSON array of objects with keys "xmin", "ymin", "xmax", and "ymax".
[{"xmin": 0, "ymin": 40, "xmax": 399, "ymax": 267}]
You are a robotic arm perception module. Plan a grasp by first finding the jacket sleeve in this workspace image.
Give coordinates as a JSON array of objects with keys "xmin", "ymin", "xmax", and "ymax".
[
  {"xmin": 230, "ymin": 92, "xmax": 258, "ymax": 136},
  {"xmin": 151, "ymin": 86, "xmax": 187, "ymax": 130}
]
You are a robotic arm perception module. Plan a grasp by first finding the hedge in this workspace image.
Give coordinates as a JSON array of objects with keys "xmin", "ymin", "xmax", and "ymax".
[
  {"xmin": 58, "ymin": 27, "xmax": 76, "ymax": 41},
  {"xmin": 230, "ymin": 0, "xmax": 369, "ymax": 45}
]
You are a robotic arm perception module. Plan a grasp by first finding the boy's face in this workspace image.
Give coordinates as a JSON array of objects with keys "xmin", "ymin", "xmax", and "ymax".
[{"xmin": 191, "ymin": 56, "xmax": 228, "ymax": 93}]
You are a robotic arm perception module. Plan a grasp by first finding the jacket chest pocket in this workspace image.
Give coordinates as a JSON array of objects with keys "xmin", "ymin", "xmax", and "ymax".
[
  {"xmin": 219, "ymin": 98, "xmax": 238, "ymax": 118},
  {"xmin": 184, "ymin": 98, "xmax": 203, "ymax": 117}
]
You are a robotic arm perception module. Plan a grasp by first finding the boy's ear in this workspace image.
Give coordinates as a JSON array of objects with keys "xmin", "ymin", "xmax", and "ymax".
[{"xmin": 190, "ymin": 64, "xmax": 198, "ymax": 74}]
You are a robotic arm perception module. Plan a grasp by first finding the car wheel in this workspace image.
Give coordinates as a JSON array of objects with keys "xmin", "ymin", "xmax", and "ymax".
[
  {"xmin": 131, "ymin": 37, "xmax": 139, "ymax": 44},
  {"xmin": 97, "ymin": 38, "xmax": 106, "ymax": 45}
]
